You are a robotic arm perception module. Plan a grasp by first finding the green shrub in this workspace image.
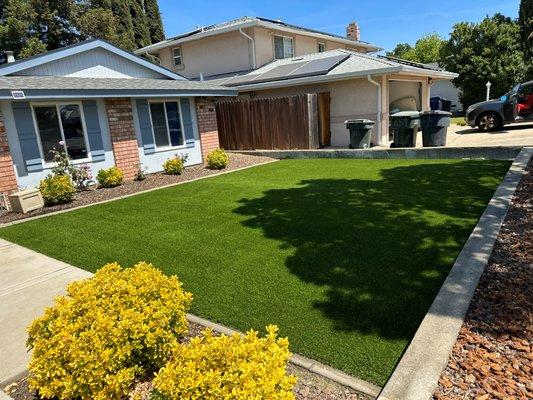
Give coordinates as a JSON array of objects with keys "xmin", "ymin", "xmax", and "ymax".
[
  {"xmin": 153, "ymin": 325, "xmax": 297, "ymax": 400},
  {"xmin": 96, "ymin": 166, "xmax": 124, "ymax": 188},
  {"xmin": 38, "ymin": 175, "xmax": 76, "ymax": 206},
  {"xmin": 206, "ymin": 148, "xmax": 229, "ymax": 170},
  {"xmin": 27, "ymin": 262, "xmax": 193, "ymax": 400},
  {"xmin": 163, "ymin": 155, "xmax": 186, "ymax": 175}
]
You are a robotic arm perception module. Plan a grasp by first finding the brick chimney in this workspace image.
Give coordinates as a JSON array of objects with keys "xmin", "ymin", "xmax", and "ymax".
[{"xmin": 346, "ymin": 22, "xmax": 360, "ymax": 41}]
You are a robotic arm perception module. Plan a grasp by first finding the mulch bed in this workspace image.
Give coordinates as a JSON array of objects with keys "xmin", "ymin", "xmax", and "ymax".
[
  {"xmin": 4, "ymin": 320, "xmax": 370, "ymax": 400},
  {"xmin": 433, "ymin": 160, "xmax": 532, "ymax": 400},
  {"xmin": 0, "ymin": 154, "xmax": 275, "ymax": 225}
]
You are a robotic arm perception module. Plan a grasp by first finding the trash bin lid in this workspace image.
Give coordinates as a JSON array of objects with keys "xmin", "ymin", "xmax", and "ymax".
[
  {"xmin": 390, "ymin": 111, "xmax": 420, "ymax": 118},
  {"xmin": 344, "ymin": 119, "xmax": 375, "ymax": 125},
  {"xmin": 419, "ymin": 110, "xmax": 452, "ymax": 116}
]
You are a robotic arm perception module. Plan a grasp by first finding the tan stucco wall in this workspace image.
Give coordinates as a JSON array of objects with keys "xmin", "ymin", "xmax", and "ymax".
[
  {"xmin": 240, "ymin": 77, "xmax": 380, "ymax": 147},
  {"xmin": 158, "ymin": 30, "xmax": 252, "ymax": 79},
  {"xmin": 389, "ymin": 80, "xmax": 422, "ymax": 110}
]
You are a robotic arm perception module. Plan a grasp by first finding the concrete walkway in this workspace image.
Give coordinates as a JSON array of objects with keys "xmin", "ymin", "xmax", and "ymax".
[{"xmin": 0, "ymin": 239, "xmax": 91, "ymax": 385}]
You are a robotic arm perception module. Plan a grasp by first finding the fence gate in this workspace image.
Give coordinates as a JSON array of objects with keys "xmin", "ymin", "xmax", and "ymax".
[{"xmin": 215, "ymin": 93, "xmax": 330, "ymax": 150}]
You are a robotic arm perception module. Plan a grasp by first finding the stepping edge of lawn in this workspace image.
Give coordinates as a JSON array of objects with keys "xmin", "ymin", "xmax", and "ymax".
[
  {"xmin": 0, "ymin": 159, "xmax": 278, "ymax": 228},
  {"xmin": 377, "ymin": 147, "xmax": 533, "ymax": 400}
]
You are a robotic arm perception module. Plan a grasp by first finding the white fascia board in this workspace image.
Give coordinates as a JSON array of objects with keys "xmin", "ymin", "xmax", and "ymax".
[
  {"xmin": 399, "ymin": 66, "xmax": 458, "ymax": 80},
  {"xmin": 230, "ymin": 66, "xmax": 401, "ymax": 91},
  {"xmin": 0, "ymin": 40, "xmax": 185, "ymax": 80}
]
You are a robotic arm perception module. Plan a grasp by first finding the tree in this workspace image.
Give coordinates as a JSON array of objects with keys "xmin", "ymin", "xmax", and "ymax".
[
  {"xmin": 519, "ymin": 0, "xmax": 533, "ymax": 79},
  {"xmin": 387, "ymin": 33, "xmax": 445, "ymax": 64},
  {"xmin": 144, "ymin": 0, "xmax": 164, "ymax": 43},
  {"xmin": 386, "ymin": 43, "xmax": 414, "ymax": 60},
  {"xmin": 441, "ymin": 14, "xmax": 526, "ymax": 109},
  {"xmin": 130, "ymin": 0, "xmax": 151, "ymax": 48},
  {"xmin": 77, "ymin": 7, "xmax": 121, "ymax": 47}
]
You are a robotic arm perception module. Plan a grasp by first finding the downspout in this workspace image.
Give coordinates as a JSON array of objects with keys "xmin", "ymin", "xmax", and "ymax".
[
  {"xmin": 367, "ymin": 74, "xmax": 382, "ymax": 145},
  {"xmin": 239, "ymin": 28, "xmax": 256, "ymax": 69}
]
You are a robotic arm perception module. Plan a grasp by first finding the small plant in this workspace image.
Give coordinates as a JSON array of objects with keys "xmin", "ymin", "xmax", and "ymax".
[
  {"xmin": 134, "ymin": 166, "xmax": 148, "ymax": 181},
  {"xmin": 163, "ymin": 154, "xmax": 188, "ymax": 175},
  {"xmin": 27, "ymin": 262, "xmax": 193, "ymax": 400},
  {"xmin": 153, "ymin": 325, "xmax": 297, "ymax": 400},
  {"xmin": 49, "ymin": 147, "xmax": 93, "ymax": 189},
  {"xmin": 206, "ymin": 148, "xmax": 229, "ymax": 170},
  {"xmin": 96, "ymin": 166, "xmax": 124, "ymax": 188},
  {"xmin": 38, "ymin": 175, "xmax": 76, "ymax": 206}
]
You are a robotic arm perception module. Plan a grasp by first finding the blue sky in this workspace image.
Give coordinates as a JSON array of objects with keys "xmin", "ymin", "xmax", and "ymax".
[{"xmin": 158, "ymin": 0, "xmax": 520, "ymax": 52}]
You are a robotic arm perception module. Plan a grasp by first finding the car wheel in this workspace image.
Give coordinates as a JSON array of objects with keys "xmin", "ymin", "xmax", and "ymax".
[{"xmin": 477, "ymin": 112, "xmax": 502, "ymax": 132}]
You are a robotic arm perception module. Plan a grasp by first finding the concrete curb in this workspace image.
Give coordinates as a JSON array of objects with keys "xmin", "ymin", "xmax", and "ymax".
[
  {"xmin": 0, "ymin": 159, "xmax": 278, "ymax": 228},
  {"xmin": 230, "ymin": 146, "xmax": 522, "ymax": 160},
  {"xmin": 186, "ymin": 314, "xmax": 382, "ymax": 398},
  {"xmin": 377, "ymin": 147, "xmax": 532, "ymax": 400}
]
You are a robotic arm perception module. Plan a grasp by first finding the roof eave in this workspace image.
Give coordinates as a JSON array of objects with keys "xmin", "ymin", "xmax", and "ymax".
[{"xmin": 398, "ymin": 66, "xmax": 458, "ymax": 79}]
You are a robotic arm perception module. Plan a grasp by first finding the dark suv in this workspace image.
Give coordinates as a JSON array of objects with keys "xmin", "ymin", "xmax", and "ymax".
[{"xmin": 465, "ymin": 80, "xmax": 533, "ymax": 131}]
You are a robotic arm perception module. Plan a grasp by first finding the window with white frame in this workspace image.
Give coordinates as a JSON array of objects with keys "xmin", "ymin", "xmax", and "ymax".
[
  {"xmin": 33, "ymin": 103, "xmax": 89, "ymax": 163},
  {"xmin": 172, "ymin": 47, "xmax": 182, "ymax": 66},
  {"xmin": 318, "ymin": 42, "xmax": 326, "ymax": 53},
  {"xmin": 148, "ymin": 101, "xmax": 184, "ymax": 149},
  {"xmin": 274, "ymin": 35, "xmax": 294, "ymax": 59}
]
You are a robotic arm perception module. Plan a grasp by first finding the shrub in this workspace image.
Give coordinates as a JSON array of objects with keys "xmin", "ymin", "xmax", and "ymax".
[
  {"xmin": 206, "ymin": 148, "xmax": 229, "ymax": 170},
  {"xmin": 96, "ymin": 166, "xmax": 124, "ymax": 187},
  {"xmin": 38, "ymin": 175, "xmax": 76, "ymax": 206},
  {"xmin": 163, "ymin": 154, "xmax": 187, "ymax": 175},
  {"xmin": 50, "ymin": 148, "xmax": 93, "ymax": 189},
  {"xmin": 153, "ymin": 325, "xmax": 297, "ymax": 400},
  {"xmin": 134, "ymin": 166, "xmax": 148, "ymax": 181},
  {"xmin": 27, "ymin": 262, "xmax": 193, "ymax": 400}
]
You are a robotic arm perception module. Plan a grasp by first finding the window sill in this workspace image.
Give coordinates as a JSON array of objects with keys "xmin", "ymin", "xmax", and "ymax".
[
  {"xmin": 43, "ymin": 157, "xmax": 92, "ymax": 169},
  {"xmin": 153, "ymin": 144, "xmax": 188, "ymax": 154}
]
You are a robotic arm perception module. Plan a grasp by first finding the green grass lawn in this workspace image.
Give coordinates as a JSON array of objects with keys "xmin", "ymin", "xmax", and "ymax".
[{"xmin": 0, "ymin": 159, "xmax": 509, "ymax": 385}]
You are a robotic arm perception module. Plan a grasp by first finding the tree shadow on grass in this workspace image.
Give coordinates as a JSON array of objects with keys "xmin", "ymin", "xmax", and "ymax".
[{"xmin": 233, "ymin": 161, "xmax": 508, "ymax": 340}]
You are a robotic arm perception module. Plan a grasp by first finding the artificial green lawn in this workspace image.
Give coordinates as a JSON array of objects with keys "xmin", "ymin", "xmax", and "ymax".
[{"xmin": 0, "ymin": 159, "xmax": 510, "ymax": 385}]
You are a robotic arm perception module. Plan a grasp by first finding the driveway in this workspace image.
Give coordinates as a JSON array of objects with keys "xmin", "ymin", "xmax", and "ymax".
[{"xmin": 439, "ymin": 122, "xmax": 533, "ymax": 148}]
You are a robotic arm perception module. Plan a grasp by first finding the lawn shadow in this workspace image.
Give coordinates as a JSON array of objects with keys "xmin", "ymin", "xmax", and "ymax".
[{"xmin": 233, "ymin": 161, "xmax": 507, "ymax": 340}]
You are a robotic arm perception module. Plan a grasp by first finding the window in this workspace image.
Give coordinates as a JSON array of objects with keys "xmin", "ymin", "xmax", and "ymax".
[
  {"xmin": 148, "ymin": 101, "xmax": 184, "ymax": 149},
  {"xmin": 318, "ymin": 42, "xmax": 326, "ymax": 53},
  {"xmin": 33, "ymin": 104, "xmax": 89, "ymax": 163},
  {"xmin": 172, "ymin": 47, "xmax": 182, "ymax": 66},
  {"xmin": 274, "ymin": 36, "xmax": 294, "ymax": 59}
]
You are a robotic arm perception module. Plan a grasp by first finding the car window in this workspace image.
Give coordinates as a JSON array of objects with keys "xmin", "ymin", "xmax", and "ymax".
[{"xmin": 518, "ymin": 83, "xmax": 533, "ymax": 96}]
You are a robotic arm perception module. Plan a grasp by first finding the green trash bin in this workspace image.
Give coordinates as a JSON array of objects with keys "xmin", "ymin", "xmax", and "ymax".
[
  {"xmin": 345, "ymin": 119, "xmax": 374, "ymax": 149},
  {"xmin": 389, "ymin": 111, "xmax": 420, "ymax": 148},
  {"xmin": 419, "ymin": 110, "xmax": 452, "ymax": 147}
]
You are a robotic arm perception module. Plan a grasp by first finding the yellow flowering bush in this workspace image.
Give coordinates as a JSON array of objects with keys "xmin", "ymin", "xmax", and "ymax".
[
  {"xmin": 38, "ymin": 175, "xmax": 76, "ymax": 206},
  {"xmin": 206, "ymin": 148, "xmax": 229, "ymax": 170},
  {"xmin": 163, "ymin": 154, "xmax": 187, "ymax": 175},
  {"xmin": 96, "ymin": 166, "xmax": 124, "ymax": 187},
  {"xmin": 27, "ymin": 262, "xmax": 193, "ymax": 400},
  {"xmin": 153, "ymin": 325, "xmax": 297, "ymax": 400}
]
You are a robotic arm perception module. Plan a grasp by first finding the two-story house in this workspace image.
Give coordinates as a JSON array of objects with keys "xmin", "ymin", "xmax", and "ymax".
[{"xmin": 137, "ymin": 17, "xmax": 457, "ymax": 148}]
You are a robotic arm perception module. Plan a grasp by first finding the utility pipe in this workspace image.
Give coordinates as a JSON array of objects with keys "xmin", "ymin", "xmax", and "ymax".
[
  {"xmin": 239, "ymin": 28, "xmax": 256, "ymax": 69},
  {"xmin": 367, "ymin": 74, "xmax": 382, "ymax": 145}
]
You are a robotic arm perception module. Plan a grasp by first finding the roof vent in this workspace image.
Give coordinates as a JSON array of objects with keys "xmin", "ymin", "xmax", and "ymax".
[
  {"xmin": 346, "ymin": 22, "xmax": 360, "ymax": 41},
  {"xmin": 5, "ymin": 51, "xmax": 15, "ymax": 63}
]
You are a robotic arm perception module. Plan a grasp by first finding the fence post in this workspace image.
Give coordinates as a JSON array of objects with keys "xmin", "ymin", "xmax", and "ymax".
[{"xmin": 307, "ymin": 94, "xmax": 319, "ymax": 149}]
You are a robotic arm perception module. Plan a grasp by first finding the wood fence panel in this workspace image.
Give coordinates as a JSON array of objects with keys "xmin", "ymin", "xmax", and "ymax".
[{"xmin": 215, "ymin": 93, "xmax": 328, "ymax": 150}]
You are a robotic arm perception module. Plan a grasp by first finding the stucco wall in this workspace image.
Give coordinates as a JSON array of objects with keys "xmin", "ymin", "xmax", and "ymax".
[
  {"xmin": 241, "ymin": 77, "xmax": 380, "ymax": 147},
  {"xmin": 389, "ymin": 81, "xmax": 422, "ymax": 111},
  {"xmin": 158, "ymin": 30, "xmax": 252, "ymax": 79}
]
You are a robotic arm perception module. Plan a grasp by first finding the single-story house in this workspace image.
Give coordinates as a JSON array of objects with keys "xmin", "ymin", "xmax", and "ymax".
[
  {"xmin": 0, "ymin": 39, "xmax": 236, "ymax": 201},
  {"xmin": 209, "ymin": 50, "xmax": 458, "ymax": 147}
]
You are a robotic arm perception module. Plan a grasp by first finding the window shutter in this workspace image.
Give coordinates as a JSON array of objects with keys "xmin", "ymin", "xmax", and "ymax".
[
  {"xmin": 11, "ymin": 102, "xmax": 43, "ymax": 172},
  {"xmin": 81, "ymin": 100, "xmax": 105, "ymax": 162},
  {"xmin": 135, "ymin": 99, "xmax": 155, "ymax": 154},
  {"xmin": 180, "ymin": 98, "xmax": 195, "ymax": 148}
]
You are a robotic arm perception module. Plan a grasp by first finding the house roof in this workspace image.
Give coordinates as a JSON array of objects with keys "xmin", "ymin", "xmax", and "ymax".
[
  {"xmin": 0, "ymin": 39, "xmax": 185, "ymax": 80},
  {"xmin": 136, "ymin": 16, "xmax": 382, "ymax": 54},
  {"xmin": 206, "ymin": 49, "xmax": 458, "ymax": 90},
  {"xmin": 0, "ymin": 76, "xmax": 237, "ymax": 100}
]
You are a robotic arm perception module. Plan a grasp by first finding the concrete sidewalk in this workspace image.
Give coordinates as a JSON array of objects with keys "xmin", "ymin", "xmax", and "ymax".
[{"xmin": 0, "ymin": 239, "xmax": 91, "ymax": 385}]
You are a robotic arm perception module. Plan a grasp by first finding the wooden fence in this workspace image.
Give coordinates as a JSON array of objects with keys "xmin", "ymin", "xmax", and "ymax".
[{"xmin": 215, "ymin": 93, "xmax": 331, "ymax": 150}]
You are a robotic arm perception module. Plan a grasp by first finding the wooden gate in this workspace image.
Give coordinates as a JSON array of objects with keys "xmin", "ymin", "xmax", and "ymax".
[{"xmin": 215, "ymin": 93, "xmax": 330, "ymax": 150}]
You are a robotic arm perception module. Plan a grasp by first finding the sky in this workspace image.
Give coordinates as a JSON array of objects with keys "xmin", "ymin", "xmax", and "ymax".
[{"xmin": 157, "ymin": 0, "xmax": 520, "ymax": 52}]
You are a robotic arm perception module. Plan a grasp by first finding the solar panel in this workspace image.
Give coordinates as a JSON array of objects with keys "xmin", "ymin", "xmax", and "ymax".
[
  {"xmin": 249, "ymin": 61, "xmax": 308, "ymax": 84},
  {"xmin": 288, "ymin": 54, "xmax": 349, "ymax": 79},
  {"xmin": 225, "ymin": 74, "xmax": 262, "ymax": 86}
]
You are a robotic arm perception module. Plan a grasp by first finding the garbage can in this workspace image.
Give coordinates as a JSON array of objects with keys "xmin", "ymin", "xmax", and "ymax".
[
  {"xmin": 389, "ymin": 111, "xmax": 420, "ymax": 148},
  {"xmin": 430, "ymin": 96, "xmax": 452, "ymax": 112},
  {"xmin": 345, "ymin": 119, "xmax": 374, "ymax": 149},
  {"xmin": 419, "ymin": 110, "xmax": 452, "ymax": 147}
]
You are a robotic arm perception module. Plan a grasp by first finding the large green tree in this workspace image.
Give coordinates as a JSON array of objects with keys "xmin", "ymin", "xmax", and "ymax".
[
  {"xmin": 144, "ymin": 0, "xmax": 164, "ymax": 43},
  {"xmin": 519, "ymin": 0, "xmax": 533, "ymax": 79},
  {"xmin": 441, "ymin": 14, "xmax": 526, "ymax": 109},
  {"xmin": 386, "ymin": 33, "xmax": 445, "ymax": 64}
]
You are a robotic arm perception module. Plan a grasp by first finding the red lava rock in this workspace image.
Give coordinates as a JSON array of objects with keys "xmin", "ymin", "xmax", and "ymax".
[{"xmin": 434, "ymin": 160, "xmax": 533, "ymax": 400}]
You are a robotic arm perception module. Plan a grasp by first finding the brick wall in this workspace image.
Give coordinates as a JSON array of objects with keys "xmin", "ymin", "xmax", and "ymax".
[
  {"xmin": 0, "ymin": 109, "xmax": 18, "ymax": 200},
  {"xmin": 105, "ymin": 99, "xmax": 140, "ymax": 180},
  {"xmin": 195, "ymin": 98, "xmax": 220, "ymax": 160}
]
